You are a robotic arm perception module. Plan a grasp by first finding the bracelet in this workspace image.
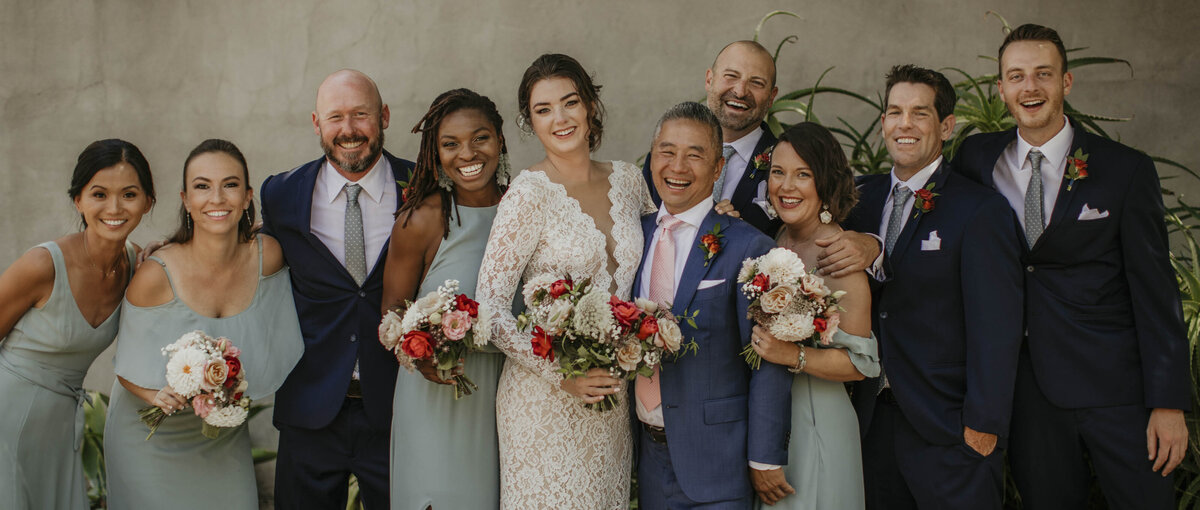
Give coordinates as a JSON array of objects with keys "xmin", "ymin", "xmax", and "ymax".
[{"xmin": 788, "ymin": 344, "xmax": 807, "ymax": 374}]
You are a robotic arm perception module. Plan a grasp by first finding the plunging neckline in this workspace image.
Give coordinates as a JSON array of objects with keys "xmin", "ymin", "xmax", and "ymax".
[
  {"xmin": 36, "ymin": 242, "xmax": 125, "ymax": 330},
  {"xmin": 529, "ymin": 165, "xmax": 624, "ymax": 286}
]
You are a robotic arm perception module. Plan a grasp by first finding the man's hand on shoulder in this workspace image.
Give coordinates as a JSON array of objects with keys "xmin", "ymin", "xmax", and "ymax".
[
  {"xmin": 1147, "ymin": 408, "xmax": 1187, "ymax": 476},
  {"xmin": 815, "ymin": 231, "xmax": 881, "ymax": 278}
]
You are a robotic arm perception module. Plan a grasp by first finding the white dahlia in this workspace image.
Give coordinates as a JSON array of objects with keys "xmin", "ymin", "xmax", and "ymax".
[
  {"xmin": 165, "ymin": 347, "xmax": 210, "ymax": 398},
  {"xmin": 203, "ymin": 405, "xmax": 248, "ymax": 428},
  {"xmin": 757, "ymin": 247, "xmax": 807, "ymax": 285},
  {"xmin": 769, "ymin": 312, "xmax": 816, "ymax": 343}
]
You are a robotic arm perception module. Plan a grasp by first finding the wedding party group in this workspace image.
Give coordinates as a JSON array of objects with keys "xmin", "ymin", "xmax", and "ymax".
[{"xmin": 0, "ymin": 21, "xmax": 1191, "ymax": 510}]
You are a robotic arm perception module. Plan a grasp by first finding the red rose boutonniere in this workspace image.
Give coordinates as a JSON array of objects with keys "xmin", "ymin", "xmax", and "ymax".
[
  {"xmin": 698, "ymin": 224, "xmax": 724, "ymax": 266},
  {"xmin": 911, "ymin": 182, "xmax": 940, "ymax": 219},
  {"xmin": 1066, "ymin": 148, "xmax": 1089, "ymax": 191},
  {"xmin": 748, "ymin": 150, "xmax": 772, "ymax": 179}
]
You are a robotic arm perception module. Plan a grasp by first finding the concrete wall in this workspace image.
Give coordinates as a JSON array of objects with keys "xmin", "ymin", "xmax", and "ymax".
[{"xmin": 2, "ymin": 0, "xmax": 1197, "ymax": 504}]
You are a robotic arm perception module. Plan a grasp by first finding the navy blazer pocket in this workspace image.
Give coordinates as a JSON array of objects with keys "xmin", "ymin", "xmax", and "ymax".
[
  {"xmin": 703, "ymin": 395, "xmax": 749, "ymax": 424},
  {"xmin": 693, "ymin": 283, "xmax": 729, "ymax": 302}
]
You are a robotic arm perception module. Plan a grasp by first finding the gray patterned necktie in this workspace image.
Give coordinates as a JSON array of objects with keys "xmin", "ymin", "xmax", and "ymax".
[
  {"xmin": 1024, "ymin": 149, "xmax": 1045, "ymax": 246},
  {"xmin": 344, "ymin": 183, "xmax": 367, "ymax": 285},
  {"xmin": 713, "ymin": 145, "xmax": 737, "ymax": 200},
  {"xmin": 884, "ymin": 183, "xmax": 911, "ymax": 256}
]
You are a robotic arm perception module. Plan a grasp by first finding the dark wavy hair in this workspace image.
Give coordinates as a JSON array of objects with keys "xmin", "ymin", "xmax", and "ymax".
[
  {"xmin": 517, "ymin": 53, "xmax": 605, "ymax": 151},
  {"xmin": 167, "ymin": 139, "xmax": 257, "ymax": 244},
  {"xmin": 68, "ymin": 139, "xmax": 157, "ymax": 228},
  {"xmin": 1000, "ymin": 24, "xmax": 1069, "ymax": 73},
  {"xmin": 884, "ymin": 64, "xmax": 957, "ymax": 122},
  {"xmin": 775, "ymin": 122, "xmax": 857, "ymax": 224},
  {"xmin": 398, "ymin": 88, "xmax": 507, "ymax": 238}
]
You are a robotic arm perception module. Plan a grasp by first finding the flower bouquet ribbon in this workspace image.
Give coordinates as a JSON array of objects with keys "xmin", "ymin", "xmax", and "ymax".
[
  {"xmin": 379, "ymin": 280, "xmax": 493, "ymax": 400},
  {"xmin": 737, "ymin": 247, "xmax": 845, "ymax": 369},
  {"xmin": 517, "ymin": 276, "xmax": 694, "ymax": 411},
  {"xmin": 139, "ymin": 330, "xmax": 250, "ymax": 440}
]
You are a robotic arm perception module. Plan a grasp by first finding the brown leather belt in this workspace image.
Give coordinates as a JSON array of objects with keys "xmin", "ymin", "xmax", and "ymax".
[
  {"xmin": 347, "ymin": 379, "xmax": 363, "ymax": 399},
  {"xmin": 642, "ymin": 423, "xmax": 667, "ymax": 444}
]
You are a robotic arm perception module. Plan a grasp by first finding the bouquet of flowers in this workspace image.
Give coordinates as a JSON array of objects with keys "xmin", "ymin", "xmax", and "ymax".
[
  {"xmin": 379, "ymin": 279, "xmax": 492, "ymax": 399},
  {"xmin": 737, "ymin": 247, "xmax": 846, "ymax": 369},
  {"xmin": 517, "ymin": 275, "xmax": 694, "ymax": 411},
  {"xmin": 138, "ymin": 330, "xmax": 249, "ymax": 440}
]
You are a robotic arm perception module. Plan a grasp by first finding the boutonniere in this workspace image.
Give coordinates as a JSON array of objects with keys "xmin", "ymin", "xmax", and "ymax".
[
  {"xmin": 1065, "ymin": 148, "xmax": 1089, "ymax": 191},
  {"xmin": 748, "ymin": 150, "xmax": 772, "ymax": 179},
  {"xmin": 911, "ymin": 182, "xmax": 939, "ymax": 219},
  {"xmin": 698, "ymin": 224, "xmax": 724, "ymax": 266}
]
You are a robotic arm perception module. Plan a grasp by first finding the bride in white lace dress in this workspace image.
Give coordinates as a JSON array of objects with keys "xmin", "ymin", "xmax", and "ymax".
[{"xmin": 477, "ymin": 54, "xmax": 654, "ymax": 509}]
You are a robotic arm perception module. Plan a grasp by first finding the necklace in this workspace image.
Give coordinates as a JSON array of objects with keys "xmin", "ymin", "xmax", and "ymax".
[{"xmin": 82, "ymin": 234, "xmax": 123, "ymax": 278}]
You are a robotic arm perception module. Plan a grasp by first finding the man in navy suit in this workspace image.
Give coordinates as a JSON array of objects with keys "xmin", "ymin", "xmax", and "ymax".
[
  {"xmin": 260, "ymin": 69, "xmax": 414, "ymax": 509},
  {"xmin": 634, "ymin": 101, "xmax": 792, "ymax": 509},
  {"xmin": 642, "ymin": 41, "xmax": 781, "ymax": 235},
  {"xmin": 952, "ymin": 24, "xmax": 1190, "ymax": 509},
  {"xmin": 844, "ymin": 65, "xmax": 1024, "ymax": 509}
]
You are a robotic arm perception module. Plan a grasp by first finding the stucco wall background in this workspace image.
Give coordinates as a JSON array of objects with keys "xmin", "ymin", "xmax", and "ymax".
[{"xmin": 2, "ymin": 0, "xmax": 1197, "ymax": 504}]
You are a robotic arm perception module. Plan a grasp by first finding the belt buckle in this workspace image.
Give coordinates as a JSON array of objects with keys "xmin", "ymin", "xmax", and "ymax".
[
  {"xmin": 346, "ymin": 379, "xmax": 363, "ymax": 399},
  {"xmin": 642, "ymin": 423, "xmax": 667, "ymax": 444}
]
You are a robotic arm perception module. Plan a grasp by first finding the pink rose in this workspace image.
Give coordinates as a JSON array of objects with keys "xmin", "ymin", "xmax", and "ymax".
[
  {"xmin": 819, "ymin": 313, "xmax": 840, "ymax": 346},
  {"xmin": 192, "ymin": 394, "xmax": 215, "ymax": 418},
  {"xmin": 441, "ymin": 310, "xmax": 471, "ymax": 341},
  {"xmin": 217, "ymin": 337, "xmax": 240, "ymax": 358}
]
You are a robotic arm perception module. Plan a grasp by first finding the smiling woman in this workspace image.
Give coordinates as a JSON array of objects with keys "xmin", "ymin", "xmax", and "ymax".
[{"xmin": 0, "ymin": 139, "xmax": 154, "ymax": 509}]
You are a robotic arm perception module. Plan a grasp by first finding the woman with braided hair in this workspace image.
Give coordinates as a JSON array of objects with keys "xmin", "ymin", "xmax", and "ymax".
[{"xmin": 380, "ymin": 88, "xmax": 513, "ymax": 509}]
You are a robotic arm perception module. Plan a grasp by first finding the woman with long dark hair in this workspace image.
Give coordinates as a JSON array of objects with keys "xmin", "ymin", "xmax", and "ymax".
[
  {"xmin": 381, "ymin": 88, "xmax": 512, "ymax": 509},
  {"xmin": 0, "ymin": 139, "xmax": 155, "ymax": 509},
  {"xmin": 104, "ymin": 139, "xmax": 303, "ymax": 509}
]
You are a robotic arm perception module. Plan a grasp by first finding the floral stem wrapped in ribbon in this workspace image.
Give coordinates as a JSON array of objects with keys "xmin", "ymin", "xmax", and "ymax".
[
  {"xmin": 138, "ymin": 330, "xmax": 250, "ymax": 440},
  {"xmin": 517, "ymin": 276, "xmax": 694, "ymax": 411},
  {"xmin": 737, "ymin": 247, "xmax": 845, "ymax": 369},
  {"xmin": 378, "ymin": 280, "xmax": 493, "ymax": 400}
]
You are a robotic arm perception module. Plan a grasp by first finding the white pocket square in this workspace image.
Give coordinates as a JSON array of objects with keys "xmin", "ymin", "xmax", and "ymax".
[
  {"xmin": 920, "ymin": 230, "xmax": 942, "ymax": 251},
  {"xmin": 1077, "ymin": 203, "xmax": 1110, "ymax": 221},
  {"xmin": 698, "ymin": 279, "xmax": 725, "ymax": 290}
]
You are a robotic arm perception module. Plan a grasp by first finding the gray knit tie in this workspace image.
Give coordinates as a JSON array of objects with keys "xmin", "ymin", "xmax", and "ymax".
[
  {"xmin": 344, "ymin": 183, "xmax": 367, "ymax": 285},
  {"xmin": 885, "ymin": 183, "xmax": 911, "ymax": 256},
  {"xmin": 1024, "ymin": 149, "xmax": 1045, "ymax": 246},
  {"xmin": 713, "ymin": 145, "xmax": 737, "ymax": 200}
]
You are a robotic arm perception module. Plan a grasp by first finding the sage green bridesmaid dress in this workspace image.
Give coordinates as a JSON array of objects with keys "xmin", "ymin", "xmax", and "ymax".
[
  {"xmin": 767, "ymin": 330, "xmax": 880, "ymax": 510},
  {"xmin": 390, "ymin": 203, "xmax": 509, "ymax": 510},
  {"xmin": 104, "ymin": 237, "xmax": 304, "ymax": 510},
  {"xmin": 0, "ymin": 241, "xmax": 134, "ymax": 510}
]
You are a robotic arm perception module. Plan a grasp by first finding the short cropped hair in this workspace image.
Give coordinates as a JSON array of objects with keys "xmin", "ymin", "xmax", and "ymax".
[
  {"xmin": 652, "ymin": 101, "xmax": 723, "ymax": 154},
  {"xmin": 999, "ymin": 23, "xmax": 1069, "ymax": 73},
  {"xmin": 884, "ymin": 64, "xmax": 957, "ymax": 122}
]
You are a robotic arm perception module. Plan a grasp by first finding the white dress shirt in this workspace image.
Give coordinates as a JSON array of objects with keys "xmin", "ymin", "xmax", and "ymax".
[
  {"xmin": 993, "ymin": 117, "xmax": 1074, "ymax": 232},
  {"xmin": 878, "ymin": 156, "xmax": 942, "ymax": 240},
  {"xmin": 310, "ymin": 156, "xmax": 397, "ymax": 276},
  {"xmin": 719, "ymin": 126, "xmax": 765, "ymax": 203}
]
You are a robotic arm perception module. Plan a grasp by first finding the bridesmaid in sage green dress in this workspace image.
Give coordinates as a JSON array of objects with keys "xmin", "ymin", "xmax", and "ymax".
[
  {"xmin": 380, "ymin": 89, "xmax": 513, "ymax": 510},
  {"xmin": 0, "ymin": 139, "xmax": 156, "ymax": 510},
  {"xmin": 104, "ymin": 139, "xmax": 303, "ymax": 510},
  {"xmin": 744, "ymin": 123, "xmax": 879, "ymax": 509}
]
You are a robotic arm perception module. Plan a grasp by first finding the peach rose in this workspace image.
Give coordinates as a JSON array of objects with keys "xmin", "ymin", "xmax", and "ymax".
[
  {"xmin": 617, "ymin": 341, "xmax": 643, "ymax": 372},
  {"xmin": 759, "ymin": 283, "xmax": 797, "ymax": 314},
  {"xmin": 656, "ymin": 317, "xmax": 683, "ymax": 353},
  {"xmin": 202, "ymin": 359, "xmax": 229, "ymax": 390}
]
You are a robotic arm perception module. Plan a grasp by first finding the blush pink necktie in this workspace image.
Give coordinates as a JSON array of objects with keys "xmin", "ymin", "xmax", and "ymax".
[{"xmin": 636, "ymin": 215, "xmax": 684, "ymax": 413}]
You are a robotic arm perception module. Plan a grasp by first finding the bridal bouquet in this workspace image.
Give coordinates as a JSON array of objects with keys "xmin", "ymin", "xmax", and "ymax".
[
  {"xmin": 138, "ymin": 330, "xmax": 249, "ymax": 440},
  {"xmin": 518, "ymin": 276, "xmax": 693, "ymax": 411},
  {"xmin": 379, "ymin": 279, "xmax": 493, "ymax": 399},
  {"xmin": 737, "ymin": 247, "xmax": 846, "ymax": 369}
]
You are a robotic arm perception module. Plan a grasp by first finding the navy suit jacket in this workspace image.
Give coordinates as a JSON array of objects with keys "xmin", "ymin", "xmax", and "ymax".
[
  {"xmin": 642, "ymin": 123, "xmax": 782, "ymax": 235},
  {"xmin": 847, "ymin": 164, "xmax": 1025, "ymax": 446},
  {"xmin": 631, "ymin": 210, "xmax": 791, "ymax": 503},
  {"xmin": 261, "ymin": 151, "xmax": 414, "ymax": 430},
  {"xmin": 953, "ymin": 125, "xmax": 1191, "ymax": 411}
]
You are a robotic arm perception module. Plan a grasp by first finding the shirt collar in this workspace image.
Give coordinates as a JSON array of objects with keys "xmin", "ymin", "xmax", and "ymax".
[
  {"xmin": 1016, "ymin": 116, "xmax": 1074, "ymax": 170},
  {"xmin": 725, "ymin": 125, "xmax": 765, "ymax": 161},
  {"xmin": 889, "ymin": 156, "xmax": 942, "ymax": 194},
  {"xmin": 656, "ymin": 196, "xmax": 714, "ymax": 229},
  {"xmin": 319, "ymin": 154, "xmax": 392, "ymax": 204}
]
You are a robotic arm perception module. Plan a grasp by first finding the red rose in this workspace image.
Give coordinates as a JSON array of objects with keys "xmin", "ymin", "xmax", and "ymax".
[
  {"xmin": 813, "ymin": 317, "xmax": 828, "ymax": 333},
  {"xmin": 700, "ymin": 233, "xmax": 721, "ymax": 253},
  {"xmin": 224, "ymin": 357, "xmax": 241, "ymax": 379},
  {"xmin": 751, "ymin": 273, "xmax": 771, "ymax": 292},
  {"xmin": 549, "ymin": 279, "xmax": 573, "ymax": 298},
  {"xmin": 531, "ymin": 326, "xmax": 555, "ymax": 361},
  {"xmin": 637, "ymin": 318, "xmax": 659, "ymax": 340},
  {"xmin": 1075, "ymin": 159, "xmax": 1089, "ymax": 177},
  {"xmin": 454, "ymin": 294, "xmax": 479, "ymax": 317},
  {"xmin": 915, "ymin": 189, "xmax": 935, "ymax": 212},
  {"xmin": 610, "ymin": 296, "xmax": 642, "ymax": 328},
  {"xmin": 233, "ymin": 392, "xmax": 243, "ymax": 401},
  {"xmin": 401, "ymin": 330, "xmax": 435, "ymax": 360}
]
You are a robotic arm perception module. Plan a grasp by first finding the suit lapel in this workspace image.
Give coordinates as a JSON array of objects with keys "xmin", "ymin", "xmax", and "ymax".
[
  {"xmin": 980, "ymin": 130, "xmax": 1018, "ymax": 190},
  {"xmin": 293, "ymin": 160, "xmax": 349, "ymax": 274},
  {"xmin": 1033, "ymin": 129, "xmax": 1090, "ymax": 250},
  {"xmin": 729, "ymin": 125, "xmax": 777, "ymax": 208},
  {"xmin": 889, "ymin": 163, "xmax": 950, "ymax": 266},
  {"xmin": 632, "ymin": 215, "xmax": 657, "ymax": 299},
  {"xmin": 671, "ymin": 211, "xmax": 722, "ymax": 317},
  {"xmin": 856, "ymin": 176, "xmax": 889, "ymax": 236}
]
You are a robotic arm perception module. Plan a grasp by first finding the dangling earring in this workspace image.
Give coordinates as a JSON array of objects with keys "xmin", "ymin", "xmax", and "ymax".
[
  {"xmin": 186, "ymin": 211, "xmax": 193, "ymax": 231},
  {"xmin": 436, "ymin": 166, "xmax": 455, "ymax": 191},
  {"xmin": 765, "ymin": 201, "xmax": 778, "ymax": 220},
  {"xmin": 243, "ymin": 208, "xmax": 251, "ymax": 227},
  {"xmin": 819, "ymin": 204, "xmax": 833, "ymax": 224},
  {"xmin": 516, "ymin": 115, "xmax": 533, "ymax": 136},
  {"xmin": 496, "ymin": 153, "xmax": 513, "ymax": 187}
]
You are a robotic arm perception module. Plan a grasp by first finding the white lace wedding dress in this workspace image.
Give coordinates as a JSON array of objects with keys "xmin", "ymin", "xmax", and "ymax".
[{"xmin": 477, "ymin": 161, "xmax": 654, "ymax": 509}]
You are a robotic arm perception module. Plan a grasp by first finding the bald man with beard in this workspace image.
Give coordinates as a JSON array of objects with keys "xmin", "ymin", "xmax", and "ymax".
[{"xmin": 261, "ymin": 69, "xmax": 414, "ymax": 509}]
